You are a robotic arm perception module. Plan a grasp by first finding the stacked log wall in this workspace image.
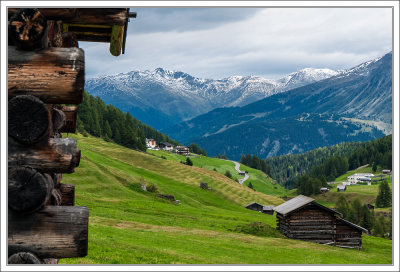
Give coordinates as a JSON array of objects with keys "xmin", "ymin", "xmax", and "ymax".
[
  {"xmin": 277, "ymin": 205, "xmax": 336, "ymax": 244},
  {"xmin": 335, "ymin": 219, "xmax": 363, "ymax": 249}
]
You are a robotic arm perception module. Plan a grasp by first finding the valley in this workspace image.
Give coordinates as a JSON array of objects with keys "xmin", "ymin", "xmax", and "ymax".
[{"xmin": 59, "ymin": 134, "xmax": 392, "ymax": 264}]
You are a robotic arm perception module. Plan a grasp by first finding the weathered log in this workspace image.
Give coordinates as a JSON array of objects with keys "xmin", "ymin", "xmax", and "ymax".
[
  {"xmin": 67, "ymin": 8, "xmax": 129, "ymax": 25},
  {"xmin": 8, "ymin": 137, "xmax": 81, "ymax": 173},
  {"xmin": 52, "ymin": 108, "xmax": 66, "ymax": 131},
  {"xmin": 47, "ymin": 20, "xmax": 63, "ymax": 47},
  {"xmin": 8, "ymin": 167, "xmax": 52, "ymax": 213},
  {"xmin": 59, "ymin": 106, "xmax": 78, "ymax": 133},
  {"xmin": 8, "ymin": 95, "xmax": 51, "ymax": 145},
  {"xmin": 8, "ymin": 8, "xmax": 78, "ymax": 21},
  {"xmin": 61, "ymin": 31, "xmax": 79, "ymax": 48},
  {"xmin": 60, "ymin": 183, "xmax": 75, "ymax": 206},
  {"xmin": 8, "ymin": 206, "xmax": 89, "ymax": 258},
  {"xmin": 8, "ymin": 46, "xmax": 85, "ymax": 104},
  {"xmin": 8, "ymin": 252, "xmax": 42, "ymax": 264},
  {"xmin": 109, "ymin": 25, "xmax": 124, "ymax": 56},
  {"xmin": 9, "ymin": 8, "xmax": 48, "ymax": 50}
]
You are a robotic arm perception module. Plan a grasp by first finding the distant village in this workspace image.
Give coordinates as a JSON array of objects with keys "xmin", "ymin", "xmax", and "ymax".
[{"xmin": 146, "ymin": 138, "xmax": 190, "ymax": 156}]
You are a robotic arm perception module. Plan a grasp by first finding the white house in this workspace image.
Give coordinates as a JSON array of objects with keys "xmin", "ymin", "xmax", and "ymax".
[
  {"xmin": 347, "ymin": 173, "xmax": 374, "ymax": 185},
  {"xmin": 146, "ymin": 138, "xmax": 156, "ymax": 149},
  {"xmin": 159, "ymin": 142, "xmax": 173, "ymax": 151}
]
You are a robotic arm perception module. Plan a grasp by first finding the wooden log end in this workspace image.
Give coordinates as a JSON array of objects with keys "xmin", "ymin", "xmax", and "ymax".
[
  {"xmin": 9, "ymin": 8, "xmax": 47, "ymax": 50},
  {"xmin": 8, "ymin": 95, "xmax": 50, "ymax": 145},
  {"xmin": 8, "ymin": 167, "xmax": 51, "ymax": 213},
  {"xmin": 8, "ymin": 252, "xmax": 42, "ymax": 264}
]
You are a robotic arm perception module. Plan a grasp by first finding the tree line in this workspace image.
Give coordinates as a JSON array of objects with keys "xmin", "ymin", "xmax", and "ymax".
[
  {"xmin": 240, "ymin": 154, "xmax": 269, "ymax": 175},
  {"xmin": 77, "ymin": 91, "xmax": 179, "ymax": 151},
  {"xmin": 296, "ymin": 135, "xmax": 392, "ymax": 196},
  {"xmin": 265, "ymin": 142, "xmax": 363, "ymax": 188},
  {"xmin": 336, "ymin": 193, "xmax": 391, "ymax": 239}
]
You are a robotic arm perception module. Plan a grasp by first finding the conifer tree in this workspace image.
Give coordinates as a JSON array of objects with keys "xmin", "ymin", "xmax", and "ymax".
[{"xmin": 376, "ymin": 180, "xmax": 392, "ymax": 208}]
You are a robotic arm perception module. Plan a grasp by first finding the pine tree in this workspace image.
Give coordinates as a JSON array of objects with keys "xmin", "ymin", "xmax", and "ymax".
[
  {"xmin": 185, "ymin": 157, "xmax": 193, "ymax": 166},
  {"xmin": 336, "ymin": 195, "xmax": 350, "ymax": 219},
  {"xmin": 360, "ymin": 204, "xmax": 375, "ymax": 232},
  {"xmin": 376, "ymin": 180, "xmax": 392, "ymax": 208}
]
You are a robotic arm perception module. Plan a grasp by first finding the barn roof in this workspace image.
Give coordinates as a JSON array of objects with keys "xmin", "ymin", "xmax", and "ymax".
[
  {"xmin": 245, "ymin": 202, "xmax": 263, "ymax": 208},
  {"xmin": 274, "ymin": 195, "xmax": 341, "ymax": 217},
  {"xmin": 273, "ymin": 195, "xmax": 314, "ymax": 215},
  {"xmin": 337, "ymin": 218, "xmax": 368, "ymax": 233},
  {"xmin": 262, "ymin": 205, "xmax": 275, "ymax": 211}
]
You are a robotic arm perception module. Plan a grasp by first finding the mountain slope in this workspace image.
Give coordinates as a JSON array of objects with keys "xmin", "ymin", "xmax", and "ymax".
[
  {"xmin": 60, "ymin": 134, "xmax": 391, "ymax": 264},
  {"xmin": 163, "ymin": 52, "xmax": 392, "ymax": 160},
  {"xmin": 85, "ymin": 67, "xmax": 338, "ymax": 129}
]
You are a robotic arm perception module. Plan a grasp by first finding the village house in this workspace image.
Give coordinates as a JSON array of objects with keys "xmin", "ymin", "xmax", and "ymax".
[
  {"xmin": 145, "ymin": 138, "xmax": 156, "ymax": 149},
  {"xmin": 347, "ymin": 173, "xmax": 374, "ymax": 185},
  {"xmin": 158, "ymin": 142, "xmax": 173, "ymax": 151},
  {"xmin": 274, "ymin": 195, "xmax": 367, "ymax": 249},
  {"xmin": 337, "ymin": 185, "xmax": 346, "ymax": 192},
  {"xmin": 175, "ymin": 146, "xmax": 190, "ymax": 156}
]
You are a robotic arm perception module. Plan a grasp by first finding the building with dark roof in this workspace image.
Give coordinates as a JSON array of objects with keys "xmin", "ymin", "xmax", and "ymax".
[{"xmin": 274, "ymin": 195, "xmax": 367, "ymax": 249}]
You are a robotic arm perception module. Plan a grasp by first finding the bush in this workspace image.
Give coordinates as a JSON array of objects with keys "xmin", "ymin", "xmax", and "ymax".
[
  {"xmin": 146, "ymin": 183, "xmax": 159, "ymax": 193},
  {"xmin": 213, "ymin": 168, "xmax": 217, "ymax": 171},
  {"xmin": 234, "ymin": 222, "xmax": 283, "ymax": 238},
  {"xmin": 161, "ymin": 156, "xmax": 167, "ymax": 160},
  {"xmin": 185, "ymin": 157, "xmax": 193, "ymax": 166},
  {"xmin": 225, "ymin": 170, "xmax": 232, "ymax": 179}
]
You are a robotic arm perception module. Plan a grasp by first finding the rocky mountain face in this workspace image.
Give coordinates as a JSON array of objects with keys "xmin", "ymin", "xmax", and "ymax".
[
  {"xmin": 85, "ymin": 67, "xmax": 339, "ymax": 129},
  {"xmin": 163, "ymin": 52, "xmax": 392, "ymax": 160}
]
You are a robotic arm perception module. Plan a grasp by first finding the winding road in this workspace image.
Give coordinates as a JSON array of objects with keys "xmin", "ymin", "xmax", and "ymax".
[{"xmin": 221, "ymin": 159, "xmax": 249, "ymax": 185}]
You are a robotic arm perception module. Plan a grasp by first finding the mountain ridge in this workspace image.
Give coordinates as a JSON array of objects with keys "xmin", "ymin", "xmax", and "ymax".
[{"xmin": 85, "ymin": 67, "xmax": 339, "ymax": 129}]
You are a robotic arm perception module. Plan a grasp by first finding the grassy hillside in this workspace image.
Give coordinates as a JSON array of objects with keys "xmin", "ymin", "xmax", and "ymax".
[
  {"xmin": 147, "ymin": 149, "xmax": 287, "ymax": 196},
  {"xmin": 60, "ymin": 134, "xmax": 392, "ymax": 264}
]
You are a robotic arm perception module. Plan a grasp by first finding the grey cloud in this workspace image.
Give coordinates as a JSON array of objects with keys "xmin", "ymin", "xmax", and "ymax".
[{"xmin": 129, "ymin": 8, "xmax": 261, "ymax": 34}]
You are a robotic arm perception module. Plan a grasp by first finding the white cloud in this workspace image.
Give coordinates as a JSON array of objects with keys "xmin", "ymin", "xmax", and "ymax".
[{"xmin": 81, "ymin": 7, "xmax": 392, "ymax": 79}]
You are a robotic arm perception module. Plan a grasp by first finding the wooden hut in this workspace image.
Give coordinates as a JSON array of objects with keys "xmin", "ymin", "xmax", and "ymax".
[
  {"xmin": 274, "ymin": 195, "xmax": 341, "ymax": 245},
  {"xmin": 262, "ymin": 205, "xmax": 275, "ymax": 215},
  {"xmin": 274, "ymin": 195, "xmax": 367, "ymax": 248},
  {"xmin": 245, "ymin": 202, "xmax": 264, "ymax": 212}
]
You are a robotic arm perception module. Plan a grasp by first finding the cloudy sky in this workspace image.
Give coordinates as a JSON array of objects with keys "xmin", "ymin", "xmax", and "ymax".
[{"xmin": 81, "ymin": 7, "xmax": 392, "ymax": 80}]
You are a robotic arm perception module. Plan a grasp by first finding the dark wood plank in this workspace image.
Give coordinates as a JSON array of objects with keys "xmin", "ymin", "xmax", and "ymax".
[
  {"xmin": 8, "ymin": 206, "xmax": 89, "ymax": 258},
  {"xmin": 8, "ymin": 46, "xmax": 85, "ymax": 104},
  {"xmin": 8, "ymin": 137, "xmax": 81, "ymax": 173}
]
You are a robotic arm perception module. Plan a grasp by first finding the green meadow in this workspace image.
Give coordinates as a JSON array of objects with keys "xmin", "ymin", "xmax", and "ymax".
[
  {"xmin": 147, "ymin": 149, "xmax": 287, "ymax": 195},
  {"xmin": 60, "ymin": 134, "xmax": 392, "ymax": 264}
]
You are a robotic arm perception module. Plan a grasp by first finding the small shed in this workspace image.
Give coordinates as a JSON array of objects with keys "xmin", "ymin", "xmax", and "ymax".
[
  {"xmin": 382, "ymin": 170, "xmax": 391, "ymax": 174},
  {"xmin": 274, "ymin": 195, "xmax": 341, "ymax": 245},
  {"xmin": 337, "ymin": 185, "xmax": 346, "ymax": 192},
  {"xmin": 367, "ymin": 203, "xmax": 375, "ymax": 210},
  {"xmin": 335, "ymin": 218, "xmax": 367, "ymax": 249},
  {"xmin": 245, "ymin": 202, "xmax": 264, "ymax": 212},
  {"xmin": 320, "ymin": 187, "xmax": 330, "ymax": 193},
  {"xmin": 262, "ymin": 205, "xmax": 275, "ymax": 215}
]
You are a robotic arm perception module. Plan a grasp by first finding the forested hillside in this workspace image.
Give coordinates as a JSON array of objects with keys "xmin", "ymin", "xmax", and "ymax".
[
  {"xmin": 265, "ymin": 142, "xmax": 363, "ymax": 187},
  {"xmin": 77, "ymin": 91, "xmax": 179, "ymax": 150},
  {"xmin": 296, "ymin": 135, "xmax": 392, "ymax": 196}
]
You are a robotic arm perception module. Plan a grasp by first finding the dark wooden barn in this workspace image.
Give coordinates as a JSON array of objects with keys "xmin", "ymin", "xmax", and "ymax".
[
  {"xmin": 274, "ymin": 195, "xmax": 367, "ymax": 249},
  {"xmin": 262, "ymin": 205, "xmax": 274, "ymax": 215},
  {"xmin": 245, "ymin": 202, "xmax": 264, "ymax": 212},
  {"xmin": 274, "ymin": 195, "xmax": 340, "ymax": 245}
]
